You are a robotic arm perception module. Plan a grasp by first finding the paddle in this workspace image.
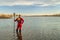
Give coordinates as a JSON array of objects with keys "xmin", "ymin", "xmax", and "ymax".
[{"xmin": 13, "ymin": 13, "xmax": 15, "ymax": 39}]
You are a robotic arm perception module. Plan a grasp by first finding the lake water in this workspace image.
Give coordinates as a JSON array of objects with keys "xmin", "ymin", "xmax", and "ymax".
[{"xmin": 0, "ymin": 17, "xmax": 60, "ymax": 40}]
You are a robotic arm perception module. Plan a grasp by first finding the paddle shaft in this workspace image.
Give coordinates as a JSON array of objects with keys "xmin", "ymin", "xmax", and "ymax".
[{"xmin": 13, "ymin": 13, "xmax": 15, "ymax": 38}]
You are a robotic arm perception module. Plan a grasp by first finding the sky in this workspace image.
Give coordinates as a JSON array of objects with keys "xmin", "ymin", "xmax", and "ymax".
[{"xmin": 0, "ymin": 0, "xmax": 60, "ymax": 14}]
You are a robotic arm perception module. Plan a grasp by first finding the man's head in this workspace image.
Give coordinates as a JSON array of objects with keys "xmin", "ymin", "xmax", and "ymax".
[{"xmin": 19, "ymin": 15, "xmax": 21, "ymax": 18}]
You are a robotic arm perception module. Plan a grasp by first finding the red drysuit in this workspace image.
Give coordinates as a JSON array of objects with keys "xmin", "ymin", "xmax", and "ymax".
[{"xmin": 15, "ymin": 17, "xmax": 24, "ymax": 30}]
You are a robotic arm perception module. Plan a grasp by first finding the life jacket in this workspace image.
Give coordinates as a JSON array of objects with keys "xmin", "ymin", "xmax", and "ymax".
[{"xmin": 17, "ymin": 18, "xmax": 21, "ymax": 23}]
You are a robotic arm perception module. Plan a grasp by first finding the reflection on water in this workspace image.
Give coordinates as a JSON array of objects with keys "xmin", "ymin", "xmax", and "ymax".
[{"xmin": 16, "ymin": 31, "xmax": 22, "ymax": 40}]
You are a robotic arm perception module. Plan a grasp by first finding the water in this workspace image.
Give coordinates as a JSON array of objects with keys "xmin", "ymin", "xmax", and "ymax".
[{"xmin": 0, "ymin": 17, "xmax": 60, "ymax": 40}]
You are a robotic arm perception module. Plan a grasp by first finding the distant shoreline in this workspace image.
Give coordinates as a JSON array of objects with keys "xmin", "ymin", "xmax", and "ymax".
[
  {"xmin": 0, "ymin": 14, "xmax": 12, "ymax": 19},
  {"xmin": 0, "ymin": 14, "xmax": 60, "ymax": 19}
]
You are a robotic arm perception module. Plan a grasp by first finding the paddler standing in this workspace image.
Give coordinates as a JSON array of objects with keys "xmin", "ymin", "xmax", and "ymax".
[{"xmin": 14, "ymin": 15, "xmax": 24, "ymax": 38}]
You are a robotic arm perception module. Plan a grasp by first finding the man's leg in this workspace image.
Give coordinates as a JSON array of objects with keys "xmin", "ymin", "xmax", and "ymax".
[
  {"xmin": 19, "ymin": 24, "xmax": 22, "ymax": 40},
  {"xmin": 19, "ymin": 24, "xmax": 22, "ymax": 35},
  {"xmin": 16, "ymin": 27, "xmax": 19, "ymax": 37},
  {"xmin": 19, "ymin": 29, "xmax": 21, "ymax": 35}
]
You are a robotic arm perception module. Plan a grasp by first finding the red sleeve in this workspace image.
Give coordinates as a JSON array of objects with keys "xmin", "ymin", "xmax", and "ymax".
[{"xmin": 21, "ymin": 18, "xmax": 24, "ymax": 24}]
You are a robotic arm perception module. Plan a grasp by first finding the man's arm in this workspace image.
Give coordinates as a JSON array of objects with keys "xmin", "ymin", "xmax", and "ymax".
[
  {"xmin": 14, "ymin": 18, "xmax": 17, "ymax": 22},
  {"xmin": 21, "ymin": 18, "xmax": 24, "ymax": 24}
]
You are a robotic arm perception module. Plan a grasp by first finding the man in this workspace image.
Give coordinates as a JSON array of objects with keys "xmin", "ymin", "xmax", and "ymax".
[{"xmin": 14, "ymin": 15, "xmax": 24, "ymax": 38}]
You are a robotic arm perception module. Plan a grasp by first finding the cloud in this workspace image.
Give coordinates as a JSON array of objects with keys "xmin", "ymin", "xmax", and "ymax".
[{"xmin": 0, "ymin": 0, "xmax": 60, "ymax": 6}]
